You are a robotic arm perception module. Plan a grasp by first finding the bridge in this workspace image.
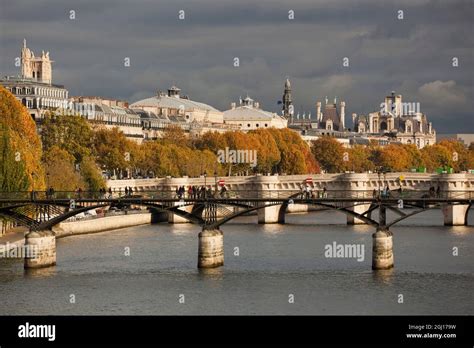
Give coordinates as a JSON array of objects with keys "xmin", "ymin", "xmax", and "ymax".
[{"xmin": 0, "ymin": 188, "xmax": 471, "ymax": 271}]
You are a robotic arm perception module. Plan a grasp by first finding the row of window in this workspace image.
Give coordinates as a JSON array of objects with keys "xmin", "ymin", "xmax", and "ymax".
[
  {"xmin": 238, "ymin": 123, "xmax": 269, "ymax": 128},
  {"xmin": 6, "ymin": 86, "xmax": 68, "ymax": 99}
]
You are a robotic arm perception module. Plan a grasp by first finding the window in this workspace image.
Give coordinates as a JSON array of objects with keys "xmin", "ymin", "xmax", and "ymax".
[
  {"xmin": 264, "ymin": 123, "xmax": 268, "ymax": 127},
  {"xmin": 256, "ymin": 124, "xmax": 259, "ymax": 127},
  {"xmin": 247, "ymin": 124, "xmax": 251, "ymax": 128}
]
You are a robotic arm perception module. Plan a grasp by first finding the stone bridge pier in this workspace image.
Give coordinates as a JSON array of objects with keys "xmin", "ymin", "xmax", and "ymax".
[
  {"xmin": 372, "ymin": 206, "xmax": 394, "ymax": 270},
  {"xmin": 257, "ymin": 203, "xmax": 285, "ymax": 224},
  {"xmin": 198, "ymin": 228, "xmax": 224, "ymax": 268},
  {"xmin": 440, "ymin": 174, "xmax": 471, "ymax": 226},
  {"xmin": 343, "ymin": 173, "xmax": 373, "ymax": 225},
  {"xmin": 442, "ymin": 204, "xmax": 470, "ymax": 226},
  {"xmin": 24, "ymin": 230, "xmax": 56, "ymax": 269}
]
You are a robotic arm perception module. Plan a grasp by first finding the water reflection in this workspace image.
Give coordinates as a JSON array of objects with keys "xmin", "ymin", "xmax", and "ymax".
[
  {"xmin": 24, "ymin": 265, "xmax": 57, "ymax": 279},
  {"xmin": 372, "ymin": 268, "xmax": 395, "ymax": 285},
  {"xmin": 198, "ymin": 267, "xmax": 224, "ymax": 281}
]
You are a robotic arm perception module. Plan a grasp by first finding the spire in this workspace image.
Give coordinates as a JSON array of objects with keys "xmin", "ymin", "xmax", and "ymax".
[
  {"xmin": 334, "ymin": 96, "xmax": 337, "ymax": 104},
  {"xmin": 282, "ymin": 77, "xmax": 293, "ymax": 119},
  {"xmin": 325, "ymin": 96, "xmax": 328, "ymax": 105},
  {"xmin": 23, "ymin": 38, "xmax": 26, "ymax": 48}
]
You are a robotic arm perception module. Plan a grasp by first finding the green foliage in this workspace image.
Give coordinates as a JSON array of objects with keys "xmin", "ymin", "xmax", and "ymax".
[{"xmin": 0, "ymin": 127, "xmax": 29, "ymax": 191}]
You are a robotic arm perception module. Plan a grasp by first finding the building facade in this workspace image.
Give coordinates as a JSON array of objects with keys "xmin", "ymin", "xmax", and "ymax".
[
  {"xmin": 223, "ymin": 96, "xmax": 288, "ymax": 130},
  {"xmin": 0, "ymin": 40, "xmax": 69, "ymax": 123},
  {"xmin": 352, "ymin": 92, "xmax": 436, "ymax": 148}
]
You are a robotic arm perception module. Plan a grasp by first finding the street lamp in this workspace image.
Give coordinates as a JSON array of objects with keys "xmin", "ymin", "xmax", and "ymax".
[{"xmin": 214, "ymin": 169, "xmax": 218, "ymax": 191}]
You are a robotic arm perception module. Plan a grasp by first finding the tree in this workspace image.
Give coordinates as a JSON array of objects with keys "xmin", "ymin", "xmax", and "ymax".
[
  {"xmin": 41, "ymin": 112, "xmax": 93, "ymax": 163},
  {"xmin": 345, "ymin": 145, "xmax": 374, "ymax": 173},
  {"xmin": 93, "ymin": 127, "xmax": 133, "ymax": 177},
  {"xmin": 42, "ymin": 146, "xmax": 83, "ymax": 191},
  {"xmin": 311, "ymin": 136, "xmax": 345, "ymax": 173},
  {"xmin": 420, "ymin": 144, "xmax": 452, "ymax": 172},
  {"xmin": 80, "ymin": 156, "xmax": 106, "ymax": 191},
  {"xmin": 0, "ymin": 127, "xmax": 29, "ymax": 191},
  {"xmin": 377, "ymin": 144, "xmax": 412, "ymax": 172},
  {"xmin": 0, "ymin": 86, "xmax": 44, "ymax": 191}
]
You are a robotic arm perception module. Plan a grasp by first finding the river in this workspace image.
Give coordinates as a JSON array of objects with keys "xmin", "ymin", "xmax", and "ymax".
[{"xmin": 0, "ymin": 209, "xmax": 472, "ymax": 315}]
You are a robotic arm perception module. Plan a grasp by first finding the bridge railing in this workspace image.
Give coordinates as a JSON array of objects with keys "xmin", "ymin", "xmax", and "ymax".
[{"xmin": 0, "ymin": 190, "xmax": 472, "ymax": 201}]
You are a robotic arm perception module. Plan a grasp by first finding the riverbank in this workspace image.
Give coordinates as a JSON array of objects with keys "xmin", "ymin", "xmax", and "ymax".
[{"xmin": 53, "ymin": 212, "xmax": 155, "ymax": 238}]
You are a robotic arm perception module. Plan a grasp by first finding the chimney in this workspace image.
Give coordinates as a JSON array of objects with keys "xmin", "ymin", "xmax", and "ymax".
[
  {"xmin": 340, "ymin": 101, "xmax": 345, "ymax": 130},
  {"xmin": 316, "ymin": 101, "xmax": 322, "ymax": 122},
  {"xmin": 231, "ymin": 102, "xmax": 236, "ymax": 110}
]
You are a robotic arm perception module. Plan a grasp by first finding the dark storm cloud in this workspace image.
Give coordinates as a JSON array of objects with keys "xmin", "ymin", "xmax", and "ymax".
[{"xmin": 0, "ymin": 0, "xmax": 472, "ymax": 132}]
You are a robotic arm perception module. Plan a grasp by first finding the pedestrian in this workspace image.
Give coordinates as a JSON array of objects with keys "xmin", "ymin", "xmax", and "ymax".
[
  {"xmin": 125, "ymin": 187, "xmax": 129, "ymax": 196},
  {"xmin": 372, "ymin": 189, "xmax": 377, "ymax": 199},
  {"xmin": 108, "ymin": 187, "xmax": 112, "ymax": 198},
  {"xmin": 436, "ymin": 185, "xmax": 441, "ymax": 198}
]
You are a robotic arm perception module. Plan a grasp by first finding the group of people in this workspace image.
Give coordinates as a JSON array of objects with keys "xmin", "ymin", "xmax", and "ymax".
[
  {"xmin": 429, "ymin": 185, "xmax": 441, "ymax": 198},
  {"xmin": 299, "ymin": 184, "xmax": 327, "ymax": 199},
  {"xmin": 98, "ymin": 187, "xmax": 114, "ymax": 198},
  {"xmin": 124, "ymin": 186, "xmax": 135, "ymax": 196},
  {"xmin": 373, "ymin": 186, "xmax": 392, "ymax": 199},
  {"xmin": 175, "ymin": 185, "xmax": 229, "ymax": 199},
  {"xmin": 45, "ymin": 186, "xmax": 55, "ymax": 199}
]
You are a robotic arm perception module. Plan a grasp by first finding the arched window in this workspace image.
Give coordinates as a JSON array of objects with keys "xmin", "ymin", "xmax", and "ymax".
[
  {"xmin": 256, "ymin": 124, "xmax": 259, "ymax": 128},
  {"xmin": 264, "ymin": 123, "xmax": 268, "ymax": 127},
  {"xmin": 380, "ymin": 121, "xmax": 387, "ymax": 131},
  {"xmin": 247, "ymin": 124, "xmax": 251, "ymax": 128}
]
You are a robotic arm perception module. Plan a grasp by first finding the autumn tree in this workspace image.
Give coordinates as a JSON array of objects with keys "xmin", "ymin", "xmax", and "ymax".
[
  {"xmin": 41, "ymin": 112, "xmax": 93, "ymax": 163},
  {"xmin": 345, "ymin": 145, "xmax": 374, "ymax": 172},
  {"xmin": 311, "ymin": 136, "xmax": 345, "ymax": 173},
  {"xmin": 93, "ymin": 127, "xmax": 133, "ymax": 177},
  {"xmin": 43, "ymin": 146, "xmax": 83, "ymax": 191},
  {"xmin": 421, "ymin": 144, "xmax": 454, "ymax": 172},
  {"xmin": 0, "ymin": 86, "xmax": 44, "ymax": 191}
]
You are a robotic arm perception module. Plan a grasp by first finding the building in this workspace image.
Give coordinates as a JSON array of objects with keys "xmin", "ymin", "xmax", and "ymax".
[
  {"xmin": 352, "ymin": 92, "xmax": 436, "ymax": 148},
  {"xmin": 223, "ymin": 96, "xmax": 288, "ymax": 130},
  {"xmin": 0, "ymin": 40, "xmax": 69, "ymax": 123},
  {"xmin": 437, "ymin": 134, "xmax": 474, "ymax": 147},
  {"xmin": 316, "ymin": 97, "xmax": 346, "ymax": 131},
  {"xmin": 282, "ymin": 78, "xmax": 293, "ymax": 118},
  {"xmin": 130, "ymin": 86, "xmax": 224, "ymax": 124},
  {"xmin": 70, "ymin": 96, "xmax": 144, "ymax": 142}
]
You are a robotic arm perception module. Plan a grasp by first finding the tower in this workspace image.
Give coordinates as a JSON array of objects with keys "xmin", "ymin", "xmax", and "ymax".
[
  {"xmin": 282, "ymin": 78, "xmax": 293, "ymax": 119},
  {"xmin": 21, "ymin": 39, "xmax": 53, "ymax": 84},
  {"xmin": 340, "ymin": 101, "xmax": 345, "ymax": 130}
]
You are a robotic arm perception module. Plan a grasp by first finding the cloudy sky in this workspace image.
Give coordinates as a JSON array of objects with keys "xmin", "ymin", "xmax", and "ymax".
[{"xmin": 0, "ymin": 0, "xmax": 472, "ymax": 133}]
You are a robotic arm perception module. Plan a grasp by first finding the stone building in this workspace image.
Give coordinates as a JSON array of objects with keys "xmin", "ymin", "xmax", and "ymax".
[
  {"xmin": 282, "ymin": 78, "xmax": 293, "ymax": 118},
  {"xmin": 316, "ymin": 97, "xmax": 346, "ymax": 131},
  {"xmin": 223, "ymin": 96, "xmax": 288, "ymax": 130},
  {"xmin": 69, "ymin": 96, "xmax": 144, "ymax": 142},
  {"xmin": 352, "ymin": 92, "xmax": 436, "ymax": 148},
  {"xmin": 130, "ymin": 86, "xmax": 224, "ymax": 124},
  {"xmin": 0, "ymin": 40, "xmax": 69, "ymax": 122}
]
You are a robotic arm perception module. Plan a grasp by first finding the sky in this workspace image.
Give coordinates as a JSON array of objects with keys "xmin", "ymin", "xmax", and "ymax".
[{"xmin": 0, "ymin": 0, "xmax": 473, "ymax": 133}]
